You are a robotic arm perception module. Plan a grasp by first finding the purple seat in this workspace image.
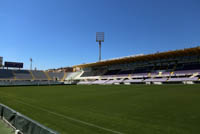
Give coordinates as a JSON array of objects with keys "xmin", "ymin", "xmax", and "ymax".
[
  {"xmin": 174, "ymin": 70, "xmax": 200, "ymax": 75},
  {"xmin": 124, "ymin": 79, "xmax": 144, "ymax": 83},
  {"xmin": 168, "ymin": 77, "xmax": 198, "ymax": 82},
  {"xmin": 144, "ymin": 78, "xmax": 167, "ymax": 82},
  {"xmin": 132, "ymin": 73, "xmax": 148, "ymax": 77},
  {"xmin": 106, "ymin": 79, "xmax": 124, "ymax": 84}
]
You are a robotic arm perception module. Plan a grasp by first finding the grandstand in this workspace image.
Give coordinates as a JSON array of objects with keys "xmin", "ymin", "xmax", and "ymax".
[
  {"xmin": 13, "ymin": 70, "xmax": 33, "ymax": 80},
  {"xmin": 31, "ymin": 70, "xmax": 48, "ymax": 80},
  {"xmin": 64, "ymin": 47, "xmax": 200, "ymax": 85},
  {"xmin": 0, "ymin": 69, "xmax": 15, "ymax": 80},
  {"xmin": 1, "ymin": 47, "xmax": 200, "ymax": 86},
  {"xmin": 47, "ymin": 71, "xmax": 65, "ymax": 81},
  {"xmin": 0, "ymin": 69, "xmax": 65, "ymax": 86}
]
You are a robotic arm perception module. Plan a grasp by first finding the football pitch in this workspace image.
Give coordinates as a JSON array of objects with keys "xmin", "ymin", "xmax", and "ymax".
[{"xmin": 0, "ymin": 85, "xmax": 200, "ymax": 134}]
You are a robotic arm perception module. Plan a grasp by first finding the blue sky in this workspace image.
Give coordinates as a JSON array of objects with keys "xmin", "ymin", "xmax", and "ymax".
[{"xmin": 0, "ymin": 0, "xmax": 200, "ymax": 70}]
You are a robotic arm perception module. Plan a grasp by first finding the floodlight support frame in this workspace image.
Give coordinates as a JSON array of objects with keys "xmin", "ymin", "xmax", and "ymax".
[
  {"xmin": 99, "ymin": 41, "xmax": 101, "ymax": 61},
  {"xmin": 30, "ymin": 58, "xmax": 32, "ymax": 70}
]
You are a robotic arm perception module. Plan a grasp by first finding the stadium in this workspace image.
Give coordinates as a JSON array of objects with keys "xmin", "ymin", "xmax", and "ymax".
[{"xmin": 1, "ymin": 1, "xmax": 200, "ymax": 134}]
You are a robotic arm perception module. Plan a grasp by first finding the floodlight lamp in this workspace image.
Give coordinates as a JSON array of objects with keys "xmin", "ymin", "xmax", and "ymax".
[{"xmin": 96, "ymin": 32, "xmax": 104, "ymax": 42}]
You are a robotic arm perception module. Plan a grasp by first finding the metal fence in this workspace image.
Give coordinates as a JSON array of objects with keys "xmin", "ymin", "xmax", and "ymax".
[{"xmin": 0, "ymin": 104, "xmax": 59, "ymax": 134}]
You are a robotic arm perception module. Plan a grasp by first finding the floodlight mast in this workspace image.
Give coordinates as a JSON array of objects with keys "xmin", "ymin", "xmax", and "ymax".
[
  {"xmin": 30, "ymin": 58, "xmax": 32, "ymax": 70},
  {"xmin": 96, "ymin": 32, "xmax": 104, "ymax": 61},
  {"xmin": 99, "ymin": 41, "xmax": 101, "ymax": 61}
]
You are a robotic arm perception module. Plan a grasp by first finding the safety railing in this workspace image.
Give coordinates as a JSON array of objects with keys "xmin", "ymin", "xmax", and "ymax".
[{"xmin": 0, "ymin": 104, "xmax": 59, "ymax": 134}]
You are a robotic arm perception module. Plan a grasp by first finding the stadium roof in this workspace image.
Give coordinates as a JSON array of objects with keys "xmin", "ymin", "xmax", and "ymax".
[{"xmin": 73, "ymin": 47, "xmax": 200, "ymax": 68}]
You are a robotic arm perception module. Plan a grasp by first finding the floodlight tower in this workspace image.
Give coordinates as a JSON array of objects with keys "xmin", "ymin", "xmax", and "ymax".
[
  {"xmin": 30, "ymin": 58, "xmax": 33, "ymax": 70},
  {"xmin": 96, "ymin": 32, "xmax": 104, "ymax": 61}
]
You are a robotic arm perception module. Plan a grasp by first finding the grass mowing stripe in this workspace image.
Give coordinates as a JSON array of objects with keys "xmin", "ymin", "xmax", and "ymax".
[
  {"xmin": 15, "ymin": 99, "xmax": 124, "ymax": 134},
  {"xmin": 0, "ymin": 92, "xmax": 123, "ymax": 134},
  {"xmin": 1, "ymin": 85, "xmax": 200, "ymax": 134}
]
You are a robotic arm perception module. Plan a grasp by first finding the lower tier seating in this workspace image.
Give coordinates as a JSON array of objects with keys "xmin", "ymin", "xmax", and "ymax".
[
  {"xmin": 13, "ymin": 70, "xmax": 33, "ymax": 80},
  {"xmin": 31, "ymin": 71, "xmax": 48, "ymax": 80},
  {"xmin": 0, "ymin": 69, "xmax": 15, "ymax": 79},
  {"xmin": 48, "ymin": 72, "xmax": 65, "ymax": 80}
]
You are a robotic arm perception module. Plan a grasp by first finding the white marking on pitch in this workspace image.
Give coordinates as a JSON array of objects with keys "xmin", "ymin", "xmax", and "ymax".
[{"xmin": 16, "ymin": 100, "xmax": 124, "ymax": 134}]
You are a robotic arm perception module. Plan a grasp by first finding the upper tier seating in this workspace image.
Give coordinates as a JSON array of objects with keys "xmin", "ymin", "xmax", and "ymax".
[
  {"xmin": 104, "ymin": 69, "xmax": 121, "ymax": 75},
  {"xmin": 102, "ymin": 66, "xmax": 153, "ymax": 76},
  {"xmin": 175, "ymin": 63, "xmax": 200, "ymax": 71},
  {"xmin": 118, "ymin": 70, "xmax": 133, "ymax": 75},
  {"xmin": 31, "ymin": 71, "xmax": 48, "ymax": 80},
  {"xmin": 132, "ymin": 66, "xmax": 153, "ymax": 74},
  {"xmin": 13, "ymin": 70, "xmax": 32, "ymax": 80},
  {"xmin": 81, "ymin": 71, "xmax": 95, "ymax": 77},
  {"xmin": 154, "ymin": 65, "xmax": 168, "ymax": 70}
]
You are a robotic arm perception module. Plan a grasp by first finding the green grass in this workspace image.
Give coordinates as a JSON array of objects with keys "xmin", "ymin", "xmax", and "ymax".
[
  {"xmin": 0, "ymin": 85, "xmax": 200, "ymax": 134},
  {"xmin": 0, "ymin": 120, "xmax": 14, "ymax": 134}
]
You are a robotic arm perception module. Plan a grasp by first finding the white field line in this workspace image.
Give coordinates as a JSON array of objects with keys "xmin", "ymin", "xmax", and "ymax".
[{"xmin": 15, "ymin": 100, "xmax": 124, "ymax": 134}]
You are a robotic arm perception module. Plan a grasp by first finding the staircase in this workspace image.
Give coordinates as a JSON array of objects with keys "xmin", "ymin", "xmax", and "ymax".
[
  {"xmin": 170, "ymin": 72, "xmax": 174, "ymax": 76},
  {"xmin": 158, "ymin": 72, "xmax": 162, "ymax": 76},
  {"xmin": 12, "ymin": 70, "xmax": 17, "ymax": 80},
  {"xmin": 29, "ymin": 71, "xmax": 35, "ymax": 80},
  {"xmin": 61, "ymin": 72, "xmax": 67, "ymax": 82},
  {"xmin": 190, "ymin": 72, "xmax": 199, "ymax": 78},
  {"xmin": 44, "ymin": 71, "xmax": 52, "ymax": 81}
]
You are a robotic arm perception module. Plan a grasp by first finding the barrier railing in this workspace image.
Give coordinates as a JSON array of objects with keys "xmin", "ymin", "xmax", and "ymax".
[{"xmin": 0, "ymin": 104, "xmax": 59, "ymax": 134}]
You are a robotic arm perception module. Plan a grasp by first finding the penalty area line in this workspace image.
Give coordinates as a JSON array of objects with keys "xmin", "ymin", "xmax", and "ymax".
[{"xmin": 16, "ymin": 100, "xmax": 124, "ymax": 134}]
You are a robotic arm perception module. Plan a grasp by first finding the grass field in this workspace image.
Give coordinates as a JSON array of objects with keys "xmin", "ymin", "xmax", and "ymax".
[
  {"xmin": 0, "ymin": 85, "xmax": 200, "ymax": 134},
  {"xmin": 0, "ymin": 120, "xmax": 14, "ymax": 134}
]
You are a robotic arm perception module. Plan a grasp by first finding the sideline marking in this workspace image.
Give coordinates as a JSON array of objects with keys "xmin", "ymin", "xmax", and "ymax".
[{"xmin": 16, "ymin": 100, "xmax": 124, "ymax": 134}]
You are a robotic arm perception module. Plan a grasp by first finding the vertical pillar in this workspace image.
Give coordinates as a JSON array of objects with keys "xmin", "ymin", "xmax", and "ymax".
[{"xmin": 99, "ymin": 41, "xmax": 101, "ymax": 61}]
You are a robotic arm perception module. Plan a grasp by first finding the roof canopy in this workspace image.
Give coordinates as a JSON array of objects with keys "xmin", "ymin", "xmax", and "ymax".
[{"xmin": 73, "ymin": 47, "xmax": 200, "ymax": 68}]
